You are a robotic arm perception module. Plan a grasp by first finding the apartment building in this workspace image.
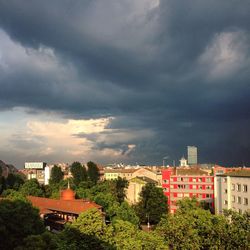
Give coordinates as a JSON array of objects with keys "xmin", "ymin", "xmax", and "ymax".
[
  {"xmin": 104, "ymin": 168, "xmax": 137, "ymax": 180},
  {"xmin": 162, "ymin": 168, "xmax": 214, "ymax": 213},
  {"xmin": 214, "ymin": 170, "xmax": 250, "ymax": 214}
]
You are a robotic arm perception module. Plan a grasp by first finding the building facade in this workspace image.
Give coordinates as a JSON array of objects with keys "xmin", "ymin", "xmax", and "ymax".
[
  {"xmin": 104, "ymin": 169, "xmax": 137, "ymax": 180},
  {"xmin": 126, "ymin": 176, "xmax": 158, "ymax": 204},
  {"xmin": 214, "ymin": 170, "xmax": 250, "ymax": 214},
  {"xmin": 162, "ymin": 168, "xmax": 214, "ymax": 213},
  {"xmin": 24, "ymin": 162, "xmax": 50, "ymax": 184}
]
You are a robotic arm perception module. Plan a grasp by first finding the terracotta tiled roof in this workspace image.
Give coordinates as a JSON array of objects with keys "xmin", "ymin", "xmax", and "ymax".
[
  {"xmin": 173, "ymin": 168, "xmax": 209, "ymax": 176},
  {"xmin": 219, "ymin": 169, "xmax": 250, "ymax": 177},
  {"xmin": 27, "ymin": 196, "xmax": 101, "ymax": 215},
  {"xmin": 104, "ymin": 168, "xmax": 137, "ymax": 174}
]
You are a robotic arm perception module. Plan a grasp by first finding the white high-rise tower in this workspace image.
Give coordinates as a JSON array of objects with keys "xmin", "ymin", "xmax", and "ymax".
[{"xmin": 187, "ymin": 146, "xmax": 198, "ymax": 165}]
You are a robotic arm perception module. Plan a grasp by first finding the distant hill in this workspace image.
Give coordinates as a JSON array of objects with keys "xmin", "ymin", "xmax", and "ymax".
[{"xmin": 0, "ymin": 160, "xmax": 19, "ymax": 178}]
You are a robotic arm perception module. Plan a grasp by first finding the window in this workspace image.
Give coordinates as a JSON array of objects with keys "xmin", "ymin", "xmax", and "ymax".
[
  {"xmin": 170, "ymin": 185, "xmax": 174, "ymax": 189},
  {"xmin": 206, "ymin": 178, "xmax": 211, "ymax": 182},
  {"xmin": 206, "ymin": 185, "xmax": 212, "ymax": 190},
  {"xmin": 184, "ymin": 193, "xmax": 189, "ymax": 197},
  {"xmin": 243, "ymin": 198, "xmax": 248, "ymax": 205},
  {"xmin": 236, "ymin": 184, "xmax": 241, "ymax": 192},
  {"xmin": 224, "ymin": 200, "xmax": 228, "ymax": 205},
  {"xmin": 224, "ymin": 189, "xmax": 228, "ymax": 194},
  {"xmin": 163, "ymin": 179, "xmax": 169, "ymax": 184},
  {"xmin": 184, "ymin": 177, "xmax": 189, "ymax": 182},
  {"xmin": 170, "ymin": 178, "xmax": 174, "ymax": 182},
  {"xmin": 243, "ymin": 185, "xmax": 248, "ymax": 192},
  {"xmin": 223, "ymin": 178, "xmax": 227, "ymax": 183},
  {"xmin": 177, "ymin": 193, "xmax": 183, "ymax": 198},
  {"xmin": 206, "ymin": 194, "xmax": 210, "ymax": 198},
  {"xmin": 232, "ymin": 195, "xmax": 235, "ymax": 203},
  {"xmin": 199, "ymin": 185, "xmax": 203, "ymax": 190},
  {"xmin": 237, "ymin": 197, "xmax": 241, "ymax": 204},
  {"xmin": 231, "ymin": 184, "xmax": 235, "ymax": 191},
  {"xmin": 192, "ymin": 178, "xmax": 197, "ymax": 182},
  {"xmin": 192, "ymin": 185, "xmax": 197, "ymax": 189},
  {"xmin": 177, "ymin": 177, "xmax": 181, "ymax": 181},
  {"xmin": 198, "ymin": 178, "xmax": 202, "ymax": 182}
]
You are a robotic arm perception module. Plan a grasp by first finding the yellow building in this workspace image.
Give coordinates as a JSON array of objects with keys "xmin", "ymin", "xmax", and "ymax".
[{"xmin": 126, "ymin": 176, "xmax": 158, "ymax": 204}]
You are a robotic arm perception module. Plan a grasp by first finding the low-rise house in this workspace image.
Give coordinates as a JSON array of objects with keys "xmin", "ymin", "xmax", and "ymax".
[{"xmin": 28, "ymin": 186, "xmax": 102, "ymax": 231}]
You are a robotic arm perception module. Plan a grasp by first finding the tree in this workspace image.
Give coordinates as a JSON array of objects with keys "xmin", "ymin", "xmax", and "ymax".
[
  {"xmin": 135, "ymin": 183, "xmax": 168, "ymax": 224},
  {"xmin": 6, "ymin": 173, "xmax": 25, "ymax": 190},
  {"xmin": 69, "ymin": 208, "xmax": 112, "ymax": 249},
  {"xmin": 72, "ymin": 208, "xmax": 105, "ymax": 237},
  {"xmin": 70, "ymin": 162, "xmax": 87, "ymax": 186},
  {"xmin": 156, "ymin": 199, "xmax": 250, "ymax": 250},
  {"xmin": 58, "ymin": 225, "xmax": 112, "ymax": 250},
  {"xmin": 15, "ymin": 232, "xmax": 59, "ymax": 250},
  {"xmin": 114, "ymin": 177, "xmax": 128, "ymax": 203},
  {"xmin": 0, "ymin": 176, "xmax": 6, "ymax": 194},
  {"xmin": 1, "ymin": 189, "xmax": 27, "ymax": 202},
  {"xmin": 49, "ymin": 165, "xmax": 64, "ymax": 184},
  {"xmin": 20, "ymin": 179, "xmax": 44, "ymax": 197},
  {"xmin": 111, "ymin": 220, "xmax": 143, "ymax": 249},
  {"xmin": 0, "ymin": 199, "xmax": 45, "ymax": 250},
  {"xmin": 0, "ymin": 166, "xmax": 2, "ymax": 176},
  {"xmin": 156, "ymin": 213, "xmax": 200, "ymax": 250},
  {"xmin": 223, "ymin": 210, "xmax": 250, "ymax": 249},
  {"xmin": 93, "ymin": 192, "xmax": 119, "ymax": 220},
  {"xmin": 111, "ymin": 220, "xmax": 168, "ymax": 250},
  {"xmin": 87, "ymin": 161, "xmax": 99, "ymax": 184},
  {"xmin": 114, "ymin": 201, "xmax": 140, "ymax": 226}
]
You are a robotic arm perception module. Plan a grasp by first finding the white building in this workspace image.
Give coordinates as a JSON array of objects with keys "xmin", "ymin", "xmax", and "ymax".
[
  {"xmin": 214, "ymin": 170, "xmax": 250, "ymax": 214},
  {"xmin": 179, "ymin": 157, "xmax": 188, "ymax": 167}
]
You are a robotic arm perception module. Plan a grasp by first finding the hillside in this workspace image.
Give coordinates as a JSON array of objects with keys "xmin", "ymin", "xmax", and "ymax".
[{"xmin": 0, "ymin": 160, "xmax": 19, "ymax": 178}]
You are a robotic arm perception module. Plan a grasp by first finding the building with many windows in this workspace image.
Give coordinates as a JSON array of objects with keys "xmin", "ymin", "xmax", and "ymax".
[
  {"xmin": 214, "ymin": 170, "xmax": 250, "ymax": 214},
  {"xmin": 187, "ymin": 146, "xmax": 198, "ymax": 165},
  {"xmin": 162, "ymin": 168, "xmax": 214, "ymax": 213}
]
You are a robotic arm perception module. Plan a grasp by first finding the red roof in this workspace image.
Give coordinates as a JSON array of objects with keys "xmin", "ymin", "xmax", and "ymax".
[{"xmin": 28, "ymin": 196, "xmax": 101, "ymax": 215}]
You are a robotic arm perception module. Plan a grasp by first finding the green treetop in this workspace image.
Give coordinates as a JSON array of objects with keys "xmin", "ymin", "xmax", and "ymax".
[
  {"xmin": 135, "ymin": 183, "xmax": 168, "ymax": 224},
  {"xmin": 87, "ymin": 161, "xmax": 100, "ymax": 184},
  {"xmin": 70, "ymin": 162, "xmax": 87, "ymax": 186},
  {"xmin": 49, "ymin": 165, "xmax": 64, "ymax": 184}
]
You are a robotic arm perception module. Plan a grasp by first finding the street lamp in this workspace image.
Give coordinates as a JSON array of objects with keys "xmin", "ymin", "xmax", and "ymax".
[{"xmin": 147, "ymin": 214, "xmax": 150, "ymax": 231}]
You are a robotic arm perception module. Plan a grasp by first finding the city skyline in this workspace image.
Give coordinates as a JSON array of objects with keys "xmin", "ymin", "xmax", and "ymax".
[{"xmin": 0, "ymin": 1, "xmax": 250, "ymax": 167}]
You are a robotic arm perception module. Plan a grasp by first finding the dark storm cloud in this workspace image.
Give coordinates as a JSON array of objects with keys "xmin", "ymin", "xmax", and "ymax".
[{"xmin": 0, "ymin": 0, "xmax": 250, "ymax": 165}]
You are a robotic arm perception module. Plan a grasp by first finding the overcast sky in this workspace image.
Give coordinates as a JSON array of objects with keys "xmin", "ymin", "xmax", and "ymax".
[{"xmin": 0, "ymin": 0, "xmax": 250, "ymax": 168}]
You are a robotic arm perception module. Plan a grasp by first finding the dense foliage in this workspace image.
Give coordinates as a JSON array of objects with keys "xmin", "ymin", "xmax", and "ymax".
[
  {"xmin": 156, "ymin": 198, "xmax": 250, "ymax": 249},
  {"xmin": 86, "ymin": 161, "xmax": 100, "ymax": 184},
  {"xmin": 50, "ymin": 165, "xmax": 64, "ymax": 185},
  {"xmin": 135, "ymin": 183, "xmax": 168, "ymax": 224},
  {"xmin": 70, "ymin": 161, "xmax": 88, "ymax": 186},
  {"xmin": 0, "ymin": 199, "xmax": 45, "ymax": 250}
]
